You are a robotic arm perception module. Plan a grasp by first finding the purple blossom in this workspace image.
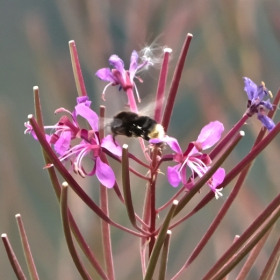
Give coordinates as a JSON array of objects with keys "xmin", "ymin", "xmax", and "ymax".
[
  {"xmin": 25, "ymin": 96, "xmax": 121, "ymax": 188},
  {"xmin": 151, "ymin": 121, "xmax": 225, "ymax": 199},
  {"xmin": 59, "ymin": 134, "xmax": 120, "ymax": 188},
  {"xmin": 243, "ymin": 77, "xmax": 275, "ymax": 131},
  {"xmin": 95, "ymin": 51, "xmax": 150, "ymax": 101}
]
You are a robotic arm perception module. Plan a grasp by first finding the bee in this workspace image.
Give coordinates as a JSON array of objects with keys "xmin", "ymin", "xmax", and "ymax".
[{"xmin": 110, "ymin": 111, "xmax": 165, "ymax": 141}]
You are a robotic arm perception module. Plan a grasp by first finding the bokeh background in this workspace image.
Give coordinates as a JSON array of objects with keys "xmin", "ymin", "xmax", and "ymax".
[{"xmin": 0, "ymin": 0, "xmax": 279, "ymax": 279}]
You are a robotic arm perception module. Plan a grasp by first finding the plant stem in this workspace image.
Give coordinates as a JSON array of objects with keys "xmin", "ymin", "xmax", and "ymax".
[
  {"xmin": 1, "ymin": 234, "xmax": 27, "ymax": 280},
  {"xmin": 15, "ymin": 215, "xmax": 39, "ymax": 280},
  {"xmin": 99, "ymin": 106, "xmax": 115, "ymax": 280}
]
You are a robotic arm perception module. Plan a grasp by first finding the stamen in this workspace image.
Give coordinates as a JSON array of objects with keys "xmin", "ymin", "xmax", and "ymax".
[
  {"xmin": 102, "ymin": 82, "xmax": 114, "ymax": 101},
  {"xmin": 214, "ymin": 188, "xmax": 223, "ymax": 199},
  {"xmin": 54, "ymin": 108, "xmax": 72, "ymax": 115},
  {"xmin": 134, "ymin": 83, "xmax": 141, "ymax": 103}
]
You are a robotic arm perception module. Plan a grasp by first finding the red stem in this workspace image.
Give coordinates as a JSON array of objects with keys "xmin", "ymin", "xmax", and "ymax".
[
  {"xmin": 161, "ymin": 33, "xmax": 193, "ymax": 132},
  {"xmin": 126, "ymin": 87, "xmax": 138, "ymax": 113},
  {"xmin": 154, "ymin": 49, "xmax": 171, "ymax": 123},
  {"xmin": 148, "ymin": 148, "xmax": 160, "ymax": 256},
  {"xmin": 99, "ymin": 106, "xmax": 115, "ymax": 280},
  {"xmin": 210, "ymin": 114, "xmax": 249, "ymax": 159},
  {"xmin": 69, "ymin": 40, "xmax": 87, "ymax": 97}
]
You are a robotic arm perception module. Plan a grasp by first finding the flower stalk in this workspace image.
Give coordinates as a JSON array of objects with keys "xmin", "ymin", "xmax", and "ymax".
[
  {"xmin": 144, "ymin": 200, "xmax": 178, "ymax": 280},
  {"xmin": 158, "ymin": 230, "xmax": 172, "ymax": 280},
  {"xmin": 210, "ymin": 207, "xmax": 280, "ymax": 280},
  {"xmin": 69, "ymin": 40, "xmax": 87, "ymax": 97},
  {"xmin": 201, "ymin": 193, "xmax": 280, "ymax": 280},
  {"xmin": 122, "ymin": 144, "xmax": 150, "ymax": 235},
  {"xmin": 154, "ymin": 48, "xmax": 172, "ymax": 123},
  {"xmin": 162, "ymin": 33, "xmax": 193, "ymax": 132},
  {"xmin": 33, "ymin": 88, "xmax": 107, "ymax": 278},
  {"xmin": 260, "ymin": 236, "xmax": 280, "ymax": 280},
  {"xmin": 1, "ymin": 234, "xmax": 27, "ymax": 280},
  {"xmin": 99, "ymin": 106, "xmax": 115, "ymax": 280},
  {"xmin": 15, "ymin": 214, "xmax": 39, "ymax": 280},
  {"xmin": 60, "ymin": 183, "xmax": 92, "ymax": 280}
]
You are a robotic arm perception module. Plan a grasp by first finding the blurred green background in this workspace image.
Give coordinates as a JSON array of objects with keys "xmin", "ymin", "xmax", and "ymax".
[{"xmin": 0, "ymin": 0, "xmax": 279, "ymax": 279}]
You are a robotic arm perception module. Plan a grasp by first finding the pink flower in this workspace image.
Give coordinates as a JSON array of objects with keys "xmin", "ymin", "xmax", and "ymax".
[
  {"xmin": 151, "ymin": 121, "xmax": 225, "ymax": 199},
  {"xmin": 25, "ymin": 96, "xmax": 121, "ymax": 188},
  {"xmin": 95, "ymin": 51, "xmax": 150, "ymax": 101}
]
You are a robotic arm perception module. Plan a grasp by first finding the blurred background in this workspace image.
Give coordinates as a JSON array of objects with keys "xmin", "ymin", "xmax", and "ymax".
[{"xmin": 0, "ymin": 0, "xmax": 279, "ymax": 279}]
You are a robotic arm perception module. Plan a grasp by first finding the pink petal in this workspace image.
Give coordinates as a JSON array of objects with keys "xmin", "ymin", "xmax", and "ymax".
[
  {"xmin": 209, "ymin": 167, "xmax": 226, "ymax": 189},
  {"xmin": 109, "ymin": 55, "xmax": 125, "ymax": 76},
  {"xmin": 196, "ymin": 121, "xmax": 224, "ymax": 150},
  {"xmin": 54, "ymin": 131, "xmax": 71, "ymax": 156},
  {"xmin": 101, "ymin": 135, "xmax": 122, "ymax": 157},
  {"xmin": 75, "ymin": 104, "xmax": 99, "ymax": 131},
  {"xmin": 150, "ymin": 136, "xmax": 182, "ymax": 154},
  {"xmin": 76, "ymin": 96, "xmax": 91, "ymax": 106},
  {"xmin": 95, "ymin": 157, "xmax": 115, "ymax": 188},
  {"xmin": 129, "ymin": 50, "xmax": 139, "ymax": 81},
  {"xmin": 164, "ymin": 136, "xmax": 182, "ymax": 154},
  {"xmin": 95, "ymin": 68, "xmax": 117, "ymax": 83},
  {"xmin": 167, "ymin": 165, "xmax": 181, "ymax": 187}
]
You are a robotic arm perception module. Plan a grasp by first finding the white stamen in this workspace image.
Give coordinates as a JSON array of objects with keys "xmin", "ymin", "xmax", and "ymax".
[
  {"xmin": 134, "ymin": 83, "xmax": 141, "ymax": 103},
  {"xmin": 102, "ymin": 82, "xmax": 114, "ymax": 101},
  {"xmin": 214, "ymin": 188, "xmax": 223, "ymax": 199}
]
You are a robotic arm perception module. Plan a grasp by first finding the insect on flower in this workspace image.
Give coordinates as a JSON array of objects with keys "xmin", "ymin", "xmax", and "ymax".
[{"xmin": 110, "ymin": 111, "xmax": 165, "ymax": 142}]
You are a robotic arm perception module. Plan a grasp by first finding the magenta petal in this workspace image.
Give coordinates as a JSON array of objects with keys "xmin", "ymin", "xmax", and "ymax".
[
  {"xmin": 54, "ymin": 131, "xmax": 71, "ymax": 156},
  {"xmin": 150, "ymin": 136, "xmax": 182, "ymax": 154},
  {"xmin": 45, "ymin": 134, "xmax": 51, "ymax": 143},
  {"xmin": 129, "ymin": 50, "xmax": 139, "ymax": 80},
  {"xmin": 95, "ymin": 68, "xmax": 117, "ymax": 83},
  {"xmin": 109, "ymin": 55, "xmax": 125, "ymax": 75},
  {"xmin": 76, "ymin": 96, "xmax": 91, "ymax": 106},
  {"xmin": 167, "ymin": 165, "xmax": 181, "ymax": 187},
  {"xmin": 95, "ymin": 157, "xmax": 115, "ymax": 188},
  {"xmin": 101, "ymin": 135, "xmax": 122, "ymax": 157},
  {"xmin": 196, "ymin": 121, "xmax": 224, "ymax": 150},
  {"xmin": 210, "ymin": 167, "xmax": 226, "ymax": 189},
  {"xmin": 75, "ymin": 104, "xmax": 99, "ymax": 131},
  {"xmin": 165, "ymin": 136, "xmax": 182, "ymax": 153}
]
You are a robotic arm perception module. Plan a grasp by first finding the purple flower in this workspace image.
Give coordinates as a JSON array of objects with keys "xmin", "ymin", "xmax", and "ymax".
[
  {"xmin": 25, "ymin": 96, "xmax": 121, "ymax": 188},
  {"xmin": 243, "ymin": 77, "xmax": 275, "ymax": 131},
  {"xmin": 59, "ymin": 134, "xmax": 120, "ymax": 188},
  {"xmin": 151, "ymin": 121, "xmax": 225, "ymax": 199},
  {"xmin": 96, "ymin": 51, "xmax": 150, "ymax": 101}
]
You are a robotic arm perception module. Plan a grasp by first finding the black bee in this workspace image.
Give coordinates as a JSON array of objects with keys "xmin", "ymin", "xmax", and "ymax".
[{"xmin": 110, "ymin": 111, "xmax": 165, "ymax": 141}]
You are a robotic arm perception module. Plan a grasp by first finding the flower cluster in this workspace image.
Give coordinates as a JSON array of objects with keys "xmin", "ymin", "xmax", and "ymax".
[
  {"xmin": 25, "ymin": 96, "xmax": 121, "ymax": 188},
  {"xmin": 4, "ymin": 35, "xmax": 279, "ymax": 280},
  {"xmin": 151, "ymin": 121, "xmax": 225, "ymax": 199},
  {"xmin": 25, "ymin": 50, "xmax": 279, "ymax": 201},
  {"xmin": 25, "ymin": 62, "xmax": 229, "ymax": 199}
]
